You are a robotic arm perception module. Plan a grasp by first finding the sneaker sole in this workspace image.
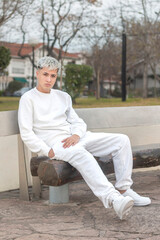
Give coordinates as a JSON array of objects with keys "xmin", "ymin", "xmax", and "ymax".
[
  {"xmin": 134, "ymin": 200, "xmax": 151, "ymax": 206},
  {"xmin": 119, "ymin": 197, "xmax": 134, "ymax": 220}
]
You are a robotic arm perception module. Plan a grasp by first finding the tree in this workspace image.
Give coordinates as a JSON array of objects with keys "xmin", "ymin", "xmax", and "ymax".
[
  {"xmin": 0, "ymin": 46, "xmax": 11, "ymax": 71},
  {"xmin": 87, "ymin": 41, "xmax": 122, "ymax": 98},
  {"xmin": 83, "ymin": 15, "xmax": 117, "ymax": 99},
  {"xmin": 15, "ymin": 0, "xmax": 97, "ymax": 89},
  {"xmin": 5, "ymin": 81, "xmax": 23, "ymax": 95},
  {"xmin": 109, "ymin": 0, "xmax": 160, "ymax": 98},
  {"xmin": 64, "ymin": 64, "xmax": 93, "ymax": 103},
  {"xmin": 0, "ymin": 0, "xmax": 23, "ymax": 28},
  {"xmin": 17, "ymin": 0, "xmax": 96, "ymax": 58},
  {"xmin": 39, "ymin": 0, "xmax": 98, "ymax": 58},
  {"xmin": 0, "ymin": 0, "xmax": 36, "ymax": 73},
  {"xmin": 127, "ymin": 20, "xmax": 160, "ymax": 97}
]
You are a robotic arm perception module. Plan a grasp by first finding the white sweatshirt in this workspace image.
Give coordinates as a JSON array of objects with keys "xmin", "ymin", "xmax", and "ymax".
[{"xmin": 18, "ymin": 88, "xmax": 87, "ymax": 156}]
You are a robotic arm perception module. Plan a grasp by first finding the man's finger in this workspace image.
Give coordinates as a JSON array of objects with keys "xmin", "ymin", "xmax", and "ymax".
[
  {"xmin": 63, "ymin": 140, "xmax": 75, "ymax": 148},
  {"xmin": 63, "ymin": 140, "xmax": 70, "ymax": 147},
  {"xmin": 61, "ymin": 138, "xmax": 68, "ymax": 143},
  {"xmin": 63, "ymin": 143, "xmax": 71, "ymax": 148}
]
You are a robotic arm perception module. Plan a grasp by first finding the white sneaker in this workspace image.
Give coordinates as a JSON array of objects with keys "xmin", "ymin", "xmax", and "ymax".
[
  {"xmin": 113, "ymin": 195, "xmax": 134, "ymax": 220},
  {"xmin": 122, "ymin": 189, "xmax": 151, "ymax": 206}
]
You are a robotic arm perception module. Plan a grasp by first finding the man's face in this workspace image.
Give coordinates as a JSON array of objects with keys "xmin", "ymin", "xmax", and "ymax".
[{"xmin": 36, "ymin": 67, "xmax": 58, "ymax": 93}]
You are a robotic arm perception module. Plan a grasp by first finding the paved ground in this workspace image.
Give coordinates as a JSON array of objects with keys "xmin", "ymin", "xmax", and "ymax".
[{"xmin": 0, "ymin": 167, "xmax": 160, "ymax": 240}]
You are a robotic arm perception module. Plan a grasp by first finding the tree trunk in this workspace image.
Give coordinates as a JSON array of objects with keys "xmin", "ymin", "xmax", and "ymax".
[
  {"xmin": 60, "ymin": 58, "xmax": 63, "ymax": 90},
  {"xmin": 96, "ymin": 68, "xmax": 100, "ymax": 99},
  {"xmin": 30, "ymin": 148, "xmax": 160, "ymax": 187},
  {"xmin": 143, "ymin": 60, "xmax": 148, "ymax": 98}
]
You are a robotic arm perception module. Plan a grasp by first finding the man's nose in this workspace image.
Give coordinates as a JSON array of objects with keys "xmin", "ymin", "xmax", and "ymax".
[{"xmin": 46, "ymin": 76, "xmax": 51, "ymax": 82}]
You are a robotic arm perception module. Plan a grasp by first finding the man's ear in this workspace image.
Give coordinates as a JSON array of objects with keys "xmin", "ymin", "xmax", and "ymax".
[{"xmin": 36, "ymin": 70, "xmax": 39, "ymax": 78}]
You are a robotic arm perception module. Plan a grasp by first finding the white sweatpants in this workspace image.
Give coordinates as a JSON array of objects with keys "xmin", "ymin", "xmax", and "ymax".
[{"xmin": 51, "ymin": 131, "xmax": 133, "ymax": 208}]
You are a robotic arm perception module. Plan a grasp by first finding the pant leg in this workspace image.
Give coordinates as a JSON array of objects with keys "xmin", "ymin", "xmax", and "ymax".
[
  {"xmin": 53, "ymin": 141, "xmax": 120, "ymax": 208},
  {"xmin": 83, "ymin": 132, "xmax": 133, "ymax": 190}
]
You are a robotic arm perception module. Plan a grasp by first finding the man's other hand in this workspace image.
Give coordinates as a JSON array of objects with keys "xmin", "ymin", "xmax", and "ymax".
[
  {"xmin": 62, "ymin": 134, "xmax": 80, "ymax": 148},
  {"xmin": 48, "ymin": 148, "xmax": 55, "ymax": 158}
]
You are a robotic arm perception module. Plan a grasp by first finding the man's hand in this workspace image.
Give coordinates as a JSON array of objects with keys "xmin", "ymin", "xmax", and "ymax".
[
  {"xmin": 62, "ymin": 134, "xmax": 80, "ymax": 148},
  {"xmin": 48, "ymin": 148, "xmax": 55, "ymax": 158}
]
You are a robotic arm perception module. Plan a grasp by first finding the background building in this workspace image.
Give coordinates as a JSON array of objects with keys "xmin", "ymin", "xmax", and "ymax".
[{"xmin": 0, "ymin": 41, "xmax": 86, "ymax": 91}]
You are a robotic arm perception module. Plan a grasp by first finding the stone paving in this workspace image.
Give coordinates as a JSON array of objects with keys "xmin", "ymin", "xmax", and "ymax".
[{"xmin": 0, "ymin": 167, "xmax": 160, "ymax": 240}]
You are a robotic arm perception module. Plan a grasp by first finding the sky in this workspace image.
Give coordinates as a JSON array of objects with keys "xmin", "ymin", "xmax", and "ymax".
[
  {"xmin": 1, "ymin": 0, "xmax": 113, "ymax": 50},
  {"xmin": 1, "ymin": 0, "xmax": 160, "ymax": 52}
]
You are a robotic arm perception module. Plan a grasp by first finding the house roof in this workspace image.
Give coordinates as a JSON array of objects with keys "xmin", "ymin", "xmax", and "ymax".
[
  {"xmin": 0, "ymin": 42, "xmax": 43, "ymax": 57},
  {"xmin": 0, "ymin": 41, "xmax": 82, "ymax": 59},
  {"xmin": 53, "ymin": 47, "xmax": 82, "ymax": 59}
]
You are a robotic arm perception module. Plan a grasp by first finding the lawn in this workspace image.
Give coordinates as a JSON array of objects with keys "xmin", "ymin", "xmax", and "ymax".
[
  {"xmin": 75, "ymin": 97, "xmax": 160, "ymax": 108},
  {"xmin": 0, "ymin": 97, "xmax": 20, "ymax": 111},
  {"xmin": 0, "ymin": 96, "xmax": 160, "ymax": 111}
]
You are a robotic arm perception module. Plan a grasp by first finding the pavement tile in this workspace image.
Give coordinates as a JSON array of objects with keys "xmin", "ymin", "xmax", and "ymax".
[{"xmin": 0, "ymin": 168, "xmax": 160, "ymax": 240}]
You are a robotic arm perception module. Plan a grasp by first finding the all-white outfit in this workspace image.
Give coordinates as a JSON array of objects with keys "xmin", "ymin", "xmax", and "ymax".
[{"xmin": 18, "ymin": 88, "xmax": 133, "ymax": 208}]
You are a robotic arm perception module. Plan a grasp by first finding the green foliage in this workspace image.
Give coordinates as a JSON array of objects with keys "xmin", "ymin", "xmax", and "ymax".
[
  {"xmin": 0, "ymin": 46, "xmax": 11, "ymax": 71},
  {"xmin": 0, "ymin": 90, "xmax": 4, "ymax": 96},
  {"xmin": 5, "ymin": 81, "xmax": 23, "ymax": 94},
  {"xmin": 64, "ymin": 64, "xmax": 93, "ymax": 103}
]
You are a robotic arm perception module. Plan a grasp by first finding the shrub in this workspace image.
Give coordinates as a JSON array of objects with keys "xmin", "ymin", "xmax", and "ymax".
[
  {"xmin": 64, "ymin": 64, "xmax": 93, "ymax": 103},
  {"xmin": 5, "ymin": 81, "xmax": 23, "ymax": 95}
]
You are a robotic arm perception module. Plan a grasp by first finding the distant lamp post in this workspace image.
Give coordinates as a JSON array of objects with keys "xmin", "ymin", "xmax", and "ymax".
[
  {"xmin": 121, "ymin": 19, "xmax": 127, "ymax": 102},
  {"xmin": 121, "ymin": 32, "xmax": 127, "ymax": 101},
  {"xmin": 28, "ymin": 38, "xmax": 39, "ymax": 88}
]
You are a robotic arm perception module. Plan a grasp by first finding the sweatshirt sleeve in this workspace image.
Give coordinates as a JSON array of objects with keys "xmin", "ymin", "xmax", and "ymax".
[
  {"xmin": 18, "ymin": 95, "xmax": 50, "ymax": 156},
  {"xmin": 66, "ymin": 95, "xmax": 87, "ymax": 138}
]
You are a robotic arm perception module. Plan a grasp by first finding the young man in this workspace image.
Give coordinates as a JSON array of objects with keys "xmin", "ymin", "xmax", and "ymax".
[{"xmin": 18, "ymin": 57, "xmax": 151, "ymax": 220}]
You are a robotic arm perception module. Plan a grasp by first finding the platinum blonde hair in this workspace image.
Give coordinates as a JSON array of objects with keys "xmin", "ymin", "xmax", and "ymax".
[{"xmin": 37, "ymin": 56, "xmax": 61, "ymax": 71}]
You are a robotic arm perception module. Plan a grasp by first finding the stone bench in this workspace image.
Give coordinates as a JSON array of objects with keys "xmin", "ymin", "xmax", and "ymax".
[
  {"xmin": 30, "ymin": 106, "xmax": 160, "ymax": 203},
  {"xmin": 1, "ymin": 106, "xmax": 160, "ymax": 202},
  {"xmin": 0, "ymin": 110, "xmax": 30, "ymax": 200}
]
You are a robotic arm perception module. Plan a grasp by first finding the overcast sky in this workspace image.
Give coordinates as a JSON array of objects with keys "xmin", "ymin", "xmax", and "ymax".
[
  {"xmin": 1, "ymin": 0, "xmax": 113, "ymax": 47},
  {"xmin": 1, "ymin": 0, "xmax": 160, "ymax": 52}
]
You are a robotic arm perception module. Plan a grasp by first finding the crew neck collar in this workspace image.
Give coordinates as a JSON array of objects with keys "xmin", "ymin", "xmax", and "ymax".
[{"xmin": 35, "ymin": 87, "xmax": 52, "ymax": 95}]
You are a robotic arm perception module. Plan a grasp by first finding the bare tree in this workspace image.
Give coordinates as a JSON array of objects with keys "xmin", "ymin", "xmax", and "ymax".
[
  {"xmin": 0, "ymin": 0, "xmax": 36, "ymax": 75},
  {"xmin": 87, "ymin": 40, "xmax": 121, "ymax": 99},
  {"xmin": 38, "ymin": 0, "xmax": 100, "ymax": 89},
  {"xmin": 39, "ymin": 0, "xmax": 95, "ymax": 59},
  {"xmin": 0, "ymin": 0, "xmax": 23, "ymax": 28},
  {"xmin": 109, "ymin": 0, "xmax": 160, "ymax": 98},
  {"xmin": 83, "ymin": 14, "xmax": 117, "ymax": 99},
  {"xmin": 14, "ymin": 0, "xmax": 101, "ymax": 89}
]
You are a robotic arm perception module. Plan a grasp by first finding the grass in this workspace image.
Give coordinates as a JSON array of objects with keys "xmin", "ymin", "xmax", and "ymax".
[
  {"xmin": 74, "ymin": 97, "xmax": 160, "ymax": 108},
  {"xmin": 0, "ymin": 97, "xmax": 20, "ymax": 111},
  {"xmin": 0, "ymin": 96, "xmax": 160, "ymax": 111}
]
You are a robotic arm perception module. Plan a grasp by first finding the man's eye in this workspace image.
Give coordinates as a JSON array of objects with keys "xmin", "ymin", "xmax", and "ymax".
[
  {"xmin": 43, "ymin": 73, "xmax": 48, "ymax": 76},
  {"xmin": 51, "ymin": 75, "xmax": 56, "ymax": 78}
]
